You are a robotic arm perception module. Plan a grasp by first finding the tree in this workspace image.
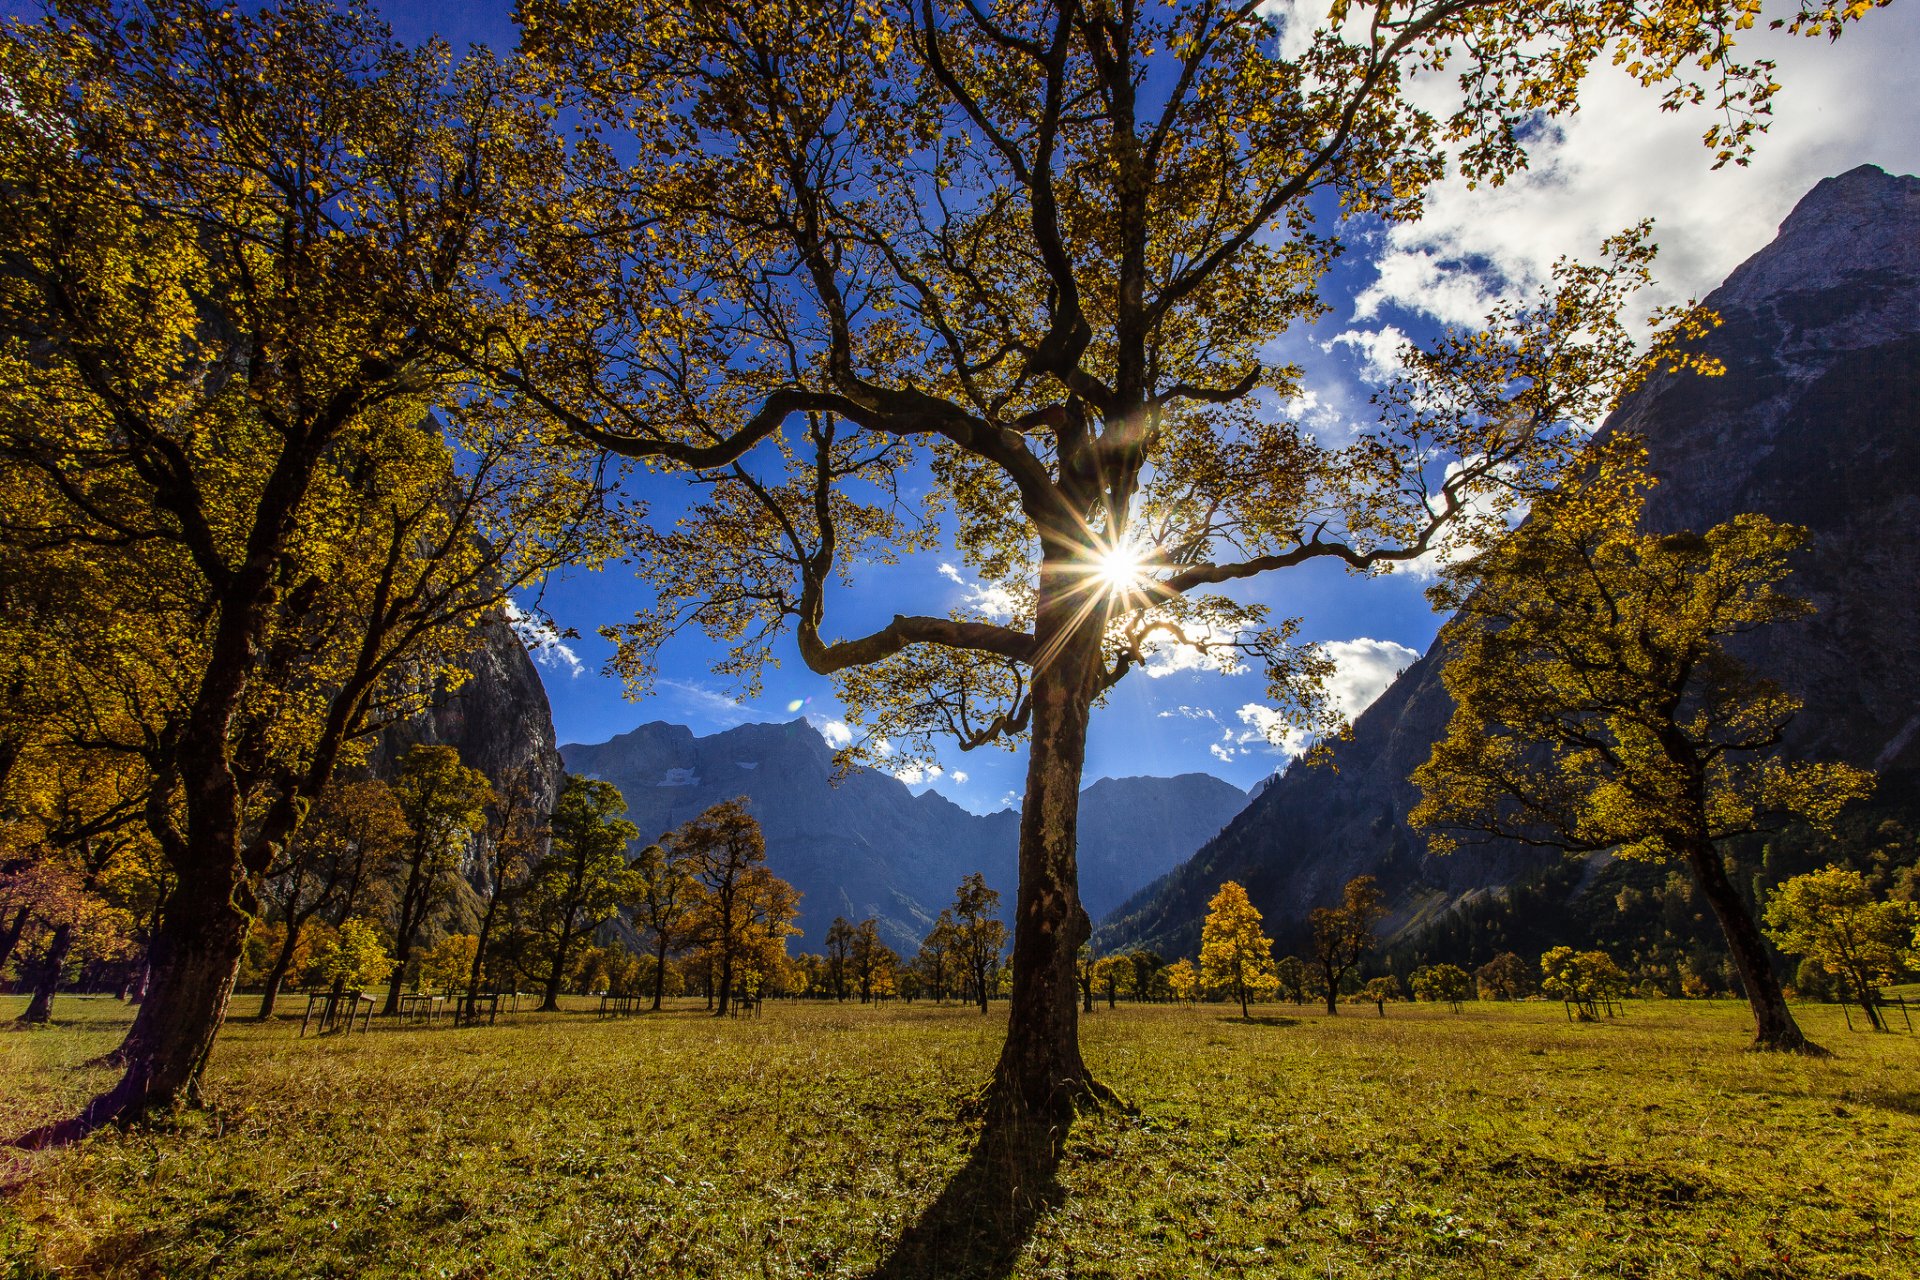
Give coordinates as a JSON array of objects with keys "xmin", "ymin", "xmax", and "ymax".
[
  {"xmin": 487, "ymin": 0, "xmax": 1854, "ymax": 1121},
  {"xmin": 526, "ymin": 776, "xmax": 641, "ymax": 1012},
  {"xmin": 466, "ymin": 764, "xmax": 547, "ymax": 1017},
  {"xmin": 914, "ymin": 911, "xmax": 960, "ymax": 1004},
  {"xmin": 255, "ymin": 780, "xmax": 409, "ymax": 1019},
  {"xmin": 1199, "ymin": 881, "xmax": 1278, "ymax": 1018},
  {"xmin": 1091, "ymin": 954, "xmax": 1131, "ymax": 1009},
  {"xmin": 1274, "ymin": 956, "xmax": 1311, "ymax": 1006},
  {"xmin": 1359, "ymin": 975, "xmax": 1402, "ymax": 1017},
  {"xmin": 1128, "ymin": 950, "xmax": 1166, "ymax": 1003},
  {"xmin": 849, "ymin": 918, "xmax": 898, "ymax": 1003},
  {"xmin": 631, "ymin": 840, "xmax": 698, "ymax": 1012},
  {"xmin": 1474, "ymin": 952, "xmax": 1534, "ymax": 1002},
  {"xmin": 386, "ymin": 747, "xmax": 493, "ymax": 1015},
  {"xmin": 1163, "ymin": 958, "xmax": 1198, "ymax": 1004},
  {"xmin": 1, "ymin": 0, "xmax": 617, "ymax": 1142},
  {"xmin": 947, "ymin": 873, "xmax": 1010, "ymax": 1014},
  {"xmin": 316, "ymin": 918, "xmax": 396, "ymax": 993},
  {"xmin": 1540, "ymin": 946, "xmax": 1630, "ymax": 1020},
  {"xmin": 1409, "ymin": 963, "xmax": 1472, "ymax": 1012},
  {"xmin": 418, "ymin": 934, "xmax": 479, "ymax": 994},
  {"xmin": 825, "ymin": 916, "xmax": 858, "ymax": 1002},
  {"xmin": 672, "ymin": 799, "xmax": 798, "ymax": 1016},
  {"xmin": 1309, "ymin": 876, "xmax": 1386, "ymax": 1016},
  {"xmin": 1765, "ymin": 867, "xmax": 1917, "ymax": 1032},
  {"xmin": 1411, "ymin": 442, "xmax": 1874, "ymax": 1052}
]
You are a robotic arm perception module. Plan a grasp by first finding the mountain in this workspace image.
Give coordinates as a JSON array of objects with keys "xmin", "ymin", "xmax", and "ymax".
[
  {"xmin": 1098, "ymin": 165, "xmax": 1920, "ymax": 959},
  {"xmin": 561, "ymin": 719, "xmax": 1248, "ymax": 953}
]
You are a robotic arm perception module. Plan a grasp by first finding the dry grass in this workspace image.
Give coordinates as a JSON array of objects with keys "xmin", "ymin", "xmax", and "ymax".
[{"xmin": 2, "ymin": 994, "xmax": 1916, "ymax": 1278}]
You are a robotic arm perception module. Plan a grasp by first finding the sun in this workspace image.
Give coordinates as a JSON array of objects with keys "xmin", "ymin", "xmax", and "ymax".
[{"xmin": 1090, "ymin": 542, "xmax": 1148, "ymax": 595}]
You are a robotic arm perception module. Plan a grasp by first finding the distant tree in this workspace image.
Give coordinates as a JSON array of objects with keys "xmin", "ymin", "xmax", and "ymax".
[
  {"xmin": 849, "ymin": 918, "xmax": 898, "ymax": 1004},
  {"xmin": 1474, "ymin": 952, "xmax": 1535, "ymax": 1002},
  {"xmin": 1163, "ymin": 958, "xmax": 1199, "ymax": 1004},
  {"xmin": 1540, "ymin": 946, "xmax": 1631, "ymax": 1020},
  {"xmin": 948, "ymin": 874, "xmax": 1009, "ymax": 1014},
  {"xmin": 914, "ymin": 912, "xmax": 959, "ymax": 1004},
  {"xmin": 1765, "ymin": 867, "xmax": 1917, "ymax": 1032},
  {"xmin": 1200, "ymin": 881, "xmax": 1279, "ymax": 1018},
  {"xmin": 1413, "ymin": 441, "xmax": 1874, "ymax": 1052},
  {"xmin": 526, "ymin": 776, "xmax": 641, "ymax": 1012},
  {"xmin": 467, "ymin": 764, "xmax": 546, "ymax": 1016},
  {"xmin": 1092, "ymin": 954, "xmax": 1131, "ymax": 1010},
  {"xmin": 632, "ymin": 841, "xmax": 698, "ymax": 1012},
  {"xmin": 386, "ymin": 747, "xmax": 493, "ymax": 1015},
  {"xmin": 1308, "ymin": 876, "xmax": 1386, "ymax": 1016},
  {"xmin": 1359, "ymin": 975, "xmax": 1402, "ymax": 1017},
  {"xmin": 418, "ymin": 934, "xmax": 478, "ymax": 994},
  {"xmin": 1128, "ymin": 950, "xmax": 1166, "ymax": 1003},
  {"xmin": 256, "ymin": 780, "xmax": 409, "ymax": 1020},
  {"xmin": 317, "ymin": 918, "xmax": 395, "ymax": 992},
  {"xmin": 825, "ymin": 917, "xmax": 857, "ymax": 1002},
  {"xmin": 1274, "ymin": 955, "xmax": 1311, "ymax": 1005},
  {"xmin": 673, "ymin": 800, "xmax": 798, "ymax": 1015},
  {"xmin": 1410, "ymin": 963, "xmax": 1473, "ymax": 1012}
]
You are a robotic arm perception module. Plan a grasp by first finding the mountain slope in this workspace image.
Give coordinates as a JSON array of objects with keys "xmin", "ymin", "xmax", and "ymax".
[
  {"xmin": 1099, "ymin": 165, "xmax": 1920, "ymax": 958},
  {"xmin": 561, "ymin": 720, "xmax": 1248, "ymax": 952}
]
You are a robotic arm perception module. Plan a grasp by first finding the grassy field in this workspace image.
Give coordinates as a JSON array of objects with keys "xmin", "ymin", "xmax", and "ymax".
[{"xmin": 1, "ymin": 994, "xmax": 1916, "ymax": 1279}]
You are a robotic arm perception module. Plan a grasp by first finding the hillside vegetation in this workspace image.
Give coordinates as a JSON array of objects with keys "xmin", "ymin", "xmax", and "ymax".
[{"xmin": 4, "ymin": 996, "xmax": 1916, "ymax": 1279}]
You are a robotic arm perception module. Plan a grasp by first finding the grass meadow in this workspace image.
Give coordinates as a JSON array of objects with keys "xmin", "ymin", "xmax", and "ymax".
[{"xmin": 1, "ymin": 994, "xmax": 1916, "ymax": 1279}]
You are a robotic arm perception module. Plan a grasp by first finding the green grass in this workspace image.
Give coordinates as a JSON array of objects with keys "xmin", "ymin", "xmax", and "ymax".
[{"xmin": 2, "ymin": 994, "xmax": 1917, "ymax": 1278}]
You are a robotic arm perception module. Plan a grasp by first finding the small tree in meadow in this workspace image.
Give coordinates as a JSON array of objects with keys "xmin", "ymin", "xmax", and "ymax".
[
  {"xmin": 1360, "ymin": 975, "xmax": 1402, "ymax": 1017},
  {"xmin": 1092, "ymin": 954, "xmax": 1131, "ymax": 1009},
  {"xmin": 1274, "ymin": 955, "xmax": 1310, "ymax": 1005},
  {"xmin": 1410, "ymin": 963, "xmax": 1473, "ymax": 1012},
  {"xmin": 1764, "ymin": 867, "xmax": 1917, "ymax": 1032},
  {"xmin": 1163, "ymin": 959, "xmax": 1198, "ymax": 1004},
  {"xmin": 1200, "ymin": 881, "xmax": 1279, "ymax": 1018},
  {"xmin": 317, "ymin": 918, "xmax": 395, "ymax": 993},
  {"xmin": 1309, "ymin": 876, "xmax": 1386, "ymax": 1016},
  {"xmin": 418, "ymin": 934, "xmax": 478, "ymax": 994},
  {"xmin": 1474, "ymin": 952, "xmax": 1534, "ymax": 1001},
  {"xmin": 1541, "ymin": 946, "xmax": 1630, "ymax": 1020}
]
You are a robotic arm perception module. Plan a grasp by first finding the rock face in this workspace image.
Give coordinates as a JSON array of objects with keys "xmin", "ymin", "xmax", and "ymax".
[
  {"xmin": 561, "ymin": 719, "xmax": 1249, "ymax": 953},
  {"xmin": 1099, "ymin": 165, "xmax": 1920, "ymax": 958},
  {"xmin": 374, "ymin": 614, "xmax": 566, "ymax": 826}
]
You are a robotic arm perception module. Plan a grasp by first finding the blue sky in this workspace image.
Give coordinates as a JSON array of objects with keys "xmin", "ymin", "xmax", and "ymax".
[{"xmin": 379, "ymin": 2, "xmax": 1920, "ymax": 811}]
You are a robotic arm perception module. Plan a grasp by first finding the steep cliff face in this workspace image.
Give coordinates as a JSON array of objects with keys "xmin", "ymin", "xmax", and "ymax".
[
  {"xmin": 562, "ymin": 720, "xmax": 1249, "ymax": 953},
  {"xmin": 374, "ymin": 615, "xmax": 566, "ymax": 824},
  {"xmin": 1100, "ymin": 165, "xmax": 1920, "ymax": 958}
]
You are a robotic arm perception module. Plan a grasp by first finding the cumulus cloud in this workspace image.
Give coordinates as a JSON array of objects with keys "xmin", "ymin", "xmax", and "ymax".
[
  {"xmin": 938, "ymin": 561, "xmax": 1022, "ymax": 622},
  {"xmin": 1227, "ymin": 637, "xmax": 1420, "ymax": 762},
  {"xmin": 1355, "ymin": 10, "xmax": 1920, "ymax": 329},
  {"xmin": 889, "ymin": 761, "xmax": 944, "ymax": 785},
  {"xmin": 1140, "ymin": 622, "xmax": 1250, "ymax": 679},
  {"xmin": 950, "ymin": 770, "xmax": 970, "ymax": 785},
  {"xmin": 503, "ymin": 599, "xmax": 583, "ymax": 679},
  {"xmin": 810, "ymin": 717, "xmax": 854, "ymax": 749}
]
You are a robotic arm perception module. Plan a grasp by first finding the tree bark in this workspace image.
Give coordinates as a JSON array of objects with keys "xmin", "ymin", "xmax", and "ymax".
[
  {"xmin": 255, "ymin": 917, "xmax": 305, "ymax": 1021},
  {"xmin": 988, "ymin": 616, "xmax": 1101, "ymax": 1123},
  {"xmin": 1684, "ymin": 837, "xmax": 1820, "ymax": 1053},
  {"xmin": 17, "ymin": 922, "xmax": 73, "ymax": 1024},
  {"xmin": 650, "ymin": 934, "xmax": 670, "ymax": 1011},
  {"xmin": 541, "ymin": 914, "xmax": 577, "ymax": 1012}
]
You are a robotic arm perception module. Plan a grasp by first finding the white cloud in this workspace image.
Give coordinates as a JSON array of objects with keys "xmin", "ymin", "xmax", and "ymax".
[
  {"xmin": 1325, "ymin": 325, "xmax": 1412, "ymax": 384},
  {"xmin": 1209, "ymin": 742, "xmax": 1237, "ymax": 763},
  {"xmin": 1232, "ymin": 637, "xmax": 1420, "ymax": 762},
  {"xmin": 811, "ymin": 717, "xmax": 853, "ymax": 749},
  {"xmin": 938, "ymin": 562, "xmax": 1021, "ymax": 622},
  {"xmin": 1140, "ymin": 622, "xmax": 1250, "ymax": 679},
  {"xmin": 889, "ymin": 761, "xmax": 944, "ymax": 785},
  {"xmin": 1356, "ymin": 10, "xmax": 1920, "ymax": 329},
  {"xmin": 503, "ymin": 599, "xmax": 583, "ymax": 679},
  {"xmin": 950, "ymin": 770, "xmax": 969, "ymax": 784}
]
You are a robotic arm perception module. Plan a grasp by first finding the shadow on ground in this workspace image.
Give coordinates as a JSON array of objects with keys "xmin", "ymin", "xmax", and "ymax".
[
  {"xmin": 1220, "ymin": 1015, "xmax": 1299, "ymax": 1028},
  {"xmin": 867, "ymin": 1115, "xmax": 1064, "ymax": 1280}
]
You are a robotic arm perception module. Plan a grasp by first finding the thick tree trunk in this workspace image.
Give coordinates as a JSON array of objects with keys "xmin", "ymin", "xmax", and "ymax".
[
  {"xmin": 650, "ymin": 935, "xmax": 669, "ymax": 1011},
  {"xmin": 17, "ymin": 922, "xmax": 73, "ymax": 1024},
  {"xmin": 16, "ymin": 859, "xmax": 251, "ymax": 1148},
  {"xmin": 715, "ymin": 947, "xmax": 734, "ymax": 1017},
  {"xmin": 1685, "ymin": 838, "xmax": 1819, "ymax": 1053},
  {"xmin": 989, "ymin": 622, "xmax": 1101, "ymax": 1123},
  {"xmin": 542, "ymin": 920, "xmax": 575, "ymax": 1012}
]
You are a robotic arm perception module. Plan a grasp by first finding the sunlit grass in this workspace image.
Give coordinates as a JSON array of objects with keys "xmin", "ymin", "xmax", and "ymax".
[{"xmin": 3, "ymin": 994, "xmax": 1916, "ymax": 1278}]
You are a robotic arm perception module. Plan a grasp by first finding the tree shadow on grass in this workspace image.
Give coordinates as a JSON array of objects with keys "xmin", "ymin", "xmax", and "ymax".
[
  {"xmin": 1219, "ymin": 1015, "xmax": 1298, "ymax": 1028},
  {"xmin": 867, "ymin": 1114, "xmax": 1065, "ymax": 1280}
]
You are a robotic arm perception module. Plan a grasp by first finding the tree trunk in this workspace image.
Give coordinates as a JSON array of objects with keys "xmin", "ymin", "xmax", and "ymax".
[
  {"xmin": 650, "ymin": 935, "xmax": 669, "ymax": 1011},
  {"xmin": 1685, "ymin": 838, "xmax": 1819, "ymax": 1053},
  {"xmin": 17, "ymin": 922, "xmax": 73, "ymax": 1024},
  {"xmin": 16, "ymin": 859, "xmax": 251, "ymax": 1148},
  {"xmin": 715, "ymin": 946, "xmax": 733, "ymax": 1017},
  {"xmin": 255, "ymin": 917, "xmax": 306, "ymax": 1021},
  {"xmin": 0, "ymin": 904, "xmax": 29, "ymax": 975},
  {"xmin": 542, "ymin": 919, "xmax": 574, "ymax": 1012},
  {"xmin": 989, "ymin": 621, "xmax": 1101, "ymax": 1123},
  {"xmin": 1323, "ymin": 968, "xmax": 1338, "ymax": 1016},
  {"xmin": 466, "ymin": 888, "xmax": 501, "ymax": 1023}
]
